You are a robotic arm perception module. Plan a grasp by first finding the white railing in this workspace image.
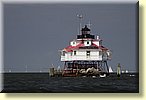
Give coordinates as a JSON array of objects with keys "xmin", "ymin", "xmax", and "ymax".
[{"xmin": 61, "ymin": 55, "xmax": 103, "ymax": 61}]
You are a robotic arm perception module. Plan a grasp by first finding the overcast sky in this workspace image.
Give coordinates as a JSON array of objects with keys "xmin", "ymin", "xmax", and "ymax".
[{"xmin": 3, "ymin": 3, "xmax": 138, "ymax": 72}]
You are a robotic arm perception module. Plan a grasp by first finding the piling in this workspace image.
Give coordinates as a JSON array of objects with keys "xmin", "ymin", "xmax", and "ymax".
[
  {"xmin": 49, "ymin": 68, "xmax": 55, "ymax": 77},
  {"xmin": 117, "ymin": 63, "xmax": 121, "ymax": 77}
]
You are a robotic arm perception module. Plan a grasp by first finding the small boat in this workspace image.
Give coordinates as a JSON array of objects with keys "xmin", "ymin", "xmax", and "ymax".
[
  {"xmin": 109, "ymin": 66, "xmax": 113, "ymax": 73},
  {"xmin": 99, "ymin": 74, "xmax": 106, "ymax": 78},
  {"xmin": 129, "ymin": 74, "xmax": 135, "ymax": 77},
  {"xmin": 92, "ymin": 76, "xmax": 96, "ymax": 78},
  {"xmin": 125, "ymin": 70, "xmax": 129, "ymax": 73},
  {"xmin": 8, "ymin": 70, "xmax": 12, "ymax": 73},
  {"xmin": 121, "ymin": 70, "xmax": 125, "ymax": 73}
]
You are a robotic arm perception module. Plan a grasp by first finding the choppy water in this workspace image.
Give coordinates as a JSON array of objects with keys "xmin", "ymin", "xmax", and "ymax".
[{"xmin": 2, "ymin": 73, "xmax": 139, "ymax": 93}]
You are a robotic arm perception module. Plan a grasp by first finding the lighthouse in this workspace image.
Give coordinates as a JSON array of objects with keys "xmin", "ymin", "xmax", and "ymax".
[{"xmin": 60, "ymin": 23, "xmax": 112, "ymax": 77}]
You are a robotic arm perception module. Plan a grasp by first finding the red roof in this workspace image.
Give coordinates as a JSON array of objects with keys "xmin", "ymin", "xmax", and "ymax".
[
  {"xmin": 99, "ymin": 46, "xmax": 108, "ymax": 50},
  {"xmin": 92, "ymin": 43, "xmax": 108, "ymax": 50},
  {"xmin": 63, "ymin": 42, "xmax": 108, "ymax": 52},
  {"xmin": 63, "ymin": 42, "xmax": 83, "ymax": 52}
]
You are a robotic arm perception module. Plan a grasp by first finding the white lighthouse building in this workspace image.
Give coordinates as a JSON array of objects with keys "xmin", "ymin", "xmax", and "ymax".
[{"xmin": 60, "ymin": 24, "xmax": 111, "ymax": 76}]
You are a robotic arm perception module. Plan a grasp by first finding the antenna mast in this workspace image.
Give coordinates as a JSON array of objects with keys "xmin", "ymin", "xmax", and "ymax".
[
  {"xmin": 87, "ymin": 21, "xmax": 92, "ymax": 29},
  {"xmin": 77, "ymin": 14, "xmax": 83, "ymax": 34},
  {"xmin": 87, "ymin": 21, "xmax": 92, "ymax": 33}
]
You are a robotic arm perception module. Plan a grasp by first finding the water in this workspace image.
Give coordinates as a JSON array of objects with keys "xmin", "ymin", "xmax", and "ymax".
[{"xmin": 2, "ymin": 73, "xmax": 139, "ymax": 93}]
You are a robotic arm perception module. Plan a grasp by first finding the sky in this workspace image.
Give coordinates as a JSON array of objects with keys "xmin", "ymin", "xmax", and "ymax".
[{"xmin": 3, "ymin": 3, "xmax": 138, "ymax": 72}]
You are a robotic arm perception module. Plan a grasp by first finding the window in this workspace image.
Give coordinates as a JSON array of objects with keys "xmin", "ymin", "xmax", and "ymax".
[
  {"xmin": 87, "ymin": 41, "xmax": 89, "ymax": 44},
  {"xmin": 74, "ymin": 51, "xmax": 76, "ymax": 55},
  {"xmin": 62, "ymin": 51, "xmax": 65, "ymax": 56},
  {"xmin": 86, "ymin": 51, "xmax": 90, "ymax": 56}
]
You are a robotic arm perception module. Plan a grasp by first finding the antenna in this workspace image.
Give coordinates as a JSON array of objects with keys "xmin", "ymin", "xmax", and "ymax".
[
  {"xmin": 87, "ymin": 21, "xmax": 92, "ymax": 33},
  {"xmin": 87, "ymin": 21, "xmax": 92, "ymax": 29},
  {"xmin": 77, "ymin": 14, "xmax": 83, "ymax": 34}
]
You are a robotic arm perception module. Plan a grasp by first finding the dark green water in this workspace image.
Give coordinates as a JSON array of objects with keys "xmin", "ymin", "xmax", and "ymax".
[{"xmin": 2, "ymin": 73, "xmax": 139, "ymax": 93}]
